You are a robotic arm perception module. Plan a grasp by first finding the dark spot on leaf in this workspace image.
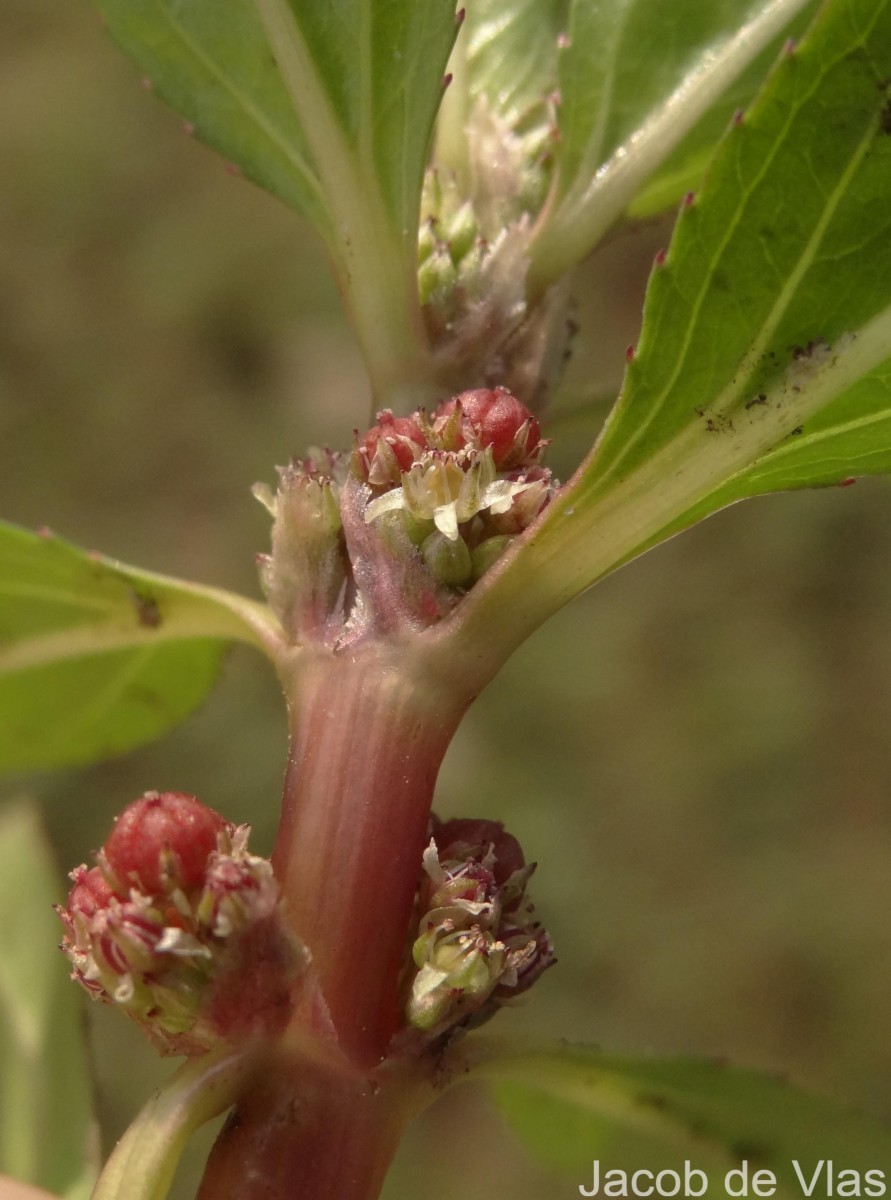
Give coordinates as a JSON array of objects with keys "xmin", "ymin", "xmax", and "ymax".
[
  {"xmin": 636, "ymin": 1092, "xmax": 669, "ymax": 1111},
  {"xmin": 745, "ymin": 393, "xmax": 768, "ymax": 409},
  {"xmin": 131, "ymin": 589, "xmax": 162, "ymax": 629},
  {"xmin": 789, "ymin": 425, "xmax": 803, "ymax": 436},
  {"xmin": 705, "ymin": 413, "xmax": 734, "ymax": 434}
]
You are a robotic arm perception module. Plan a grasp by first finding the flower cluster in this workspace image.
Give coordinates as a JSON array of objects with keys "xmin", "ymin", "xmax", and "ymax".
[
  {"xmin": 58, "ymin": 791, "xmax": 303, "ymax": 1055},
  {"xmin": 404, "ymin": 815, "xmax": 555, "ymax": 1037},
  {"xmin": 417, "ymin": 101, "xmax": 570, "ymax": 407},
  {"xmin": 254, "ymin": 449, "xmax": 350, "ymax": 646},
  {"xmin": 355, "ymin": 388, "xmax": 557, "ymax": 589}
]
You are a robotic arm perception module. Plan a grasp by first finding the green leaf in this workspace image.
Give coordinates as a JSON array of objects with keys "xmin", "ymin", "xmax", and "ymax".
[
  {"xmin": 476, "ymin": 1043, "xmax": 891, "ymax": 1192},
  {"xmin": 460, "ymin": 0, "xmax": 566, "ymax": 130},
  {"xmin": 94, "ymin": 0, "xmax": 459, "ymax": 406},
  {"xmin": 263, "ymin": 0, "xmax": 458, "ymax": 238},
  {"xmin": 626, "ymin": 2, "xmax": 819, "ymax": 220},
  {"xmin": 0, "ymin": 522, "xmax": 279, "ymax": 772},
  {"xmin": 580, "ymin": 0, "xmax": 891, "ymax": 519},
  {"xmin": 529, "ymin": 0, "xmax": 815, "ymax": 287},
  {"xmin": 92, "ymin": 0, "xmax": 327, "ymax": 226},
  {"xmin": 0, "ymin": 802, "xmax": 98, "ymax": 1199},
  {"xmin": 675, "ymin": 357, "xmax": 891, "ymax": 530},
  {"xmin": 434, "ymin": 0, "xmax": 566, "ymax": 207},
  {"xmin": 444, "ymin": 0, "xmax": 891, "ymax": 693}
]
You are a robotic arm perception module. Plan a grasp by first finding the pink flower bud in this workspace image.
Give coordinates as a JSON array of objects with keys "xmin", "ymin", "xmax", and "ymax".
[
  {"xmin": 432, "ymin": 817, "xmax": 526, "ymax": 886},
  {"xmin": 102, "ymin": 791, "xmax": 228, "ymax": 894}
]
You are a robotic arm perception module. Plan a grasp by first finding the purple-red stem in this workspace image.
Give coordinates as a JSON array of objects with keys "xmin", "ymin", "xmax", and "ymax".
[
  {"xmin": 197, "ymin": 1054, "xmax": 424, "ymax": 1200},
  {"xmin": 198, "ymin": 641, "xmax": 470, "ymax": 1197},
  {"xmin": 271, "ymin": 643, "xmax": 468, "ymax": 1066}
]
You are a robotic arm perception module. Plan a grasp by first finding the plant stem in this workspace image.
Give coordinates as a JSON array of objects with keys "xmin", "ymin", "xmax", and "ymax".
[
  {"xmin": 196, "ymin": 641, "xmax": 463, "ymax": 1199},
  {"xmin": 196, "ymin": 1054, "xmax": 427, "ymax": 1200},
  {"xmin": 273, "ymin": 642, "xmax": 469, "ymax": 1067}
]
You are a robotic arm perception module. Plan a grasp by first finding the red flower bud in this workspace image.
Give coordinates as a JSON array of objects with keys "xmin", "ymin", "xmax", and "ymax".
[
  {"xmin": 66, "ymin": 864, "xmax": 118, "ymax": 915},
  {"xmin": 60, "ymin": 802, "xmax": 304, "ymax": 1056},
  {"xmin": 435, "ymin": 388, "xmax": 541, "ymax": 469},
  {"xmin": 102, "ymin": 791, "xmax": 228, "ymax": 895},
  {"xmin": 355, "ymin": 410, "xmax": 428, "ymax": 486},
  {"xmin": 432, "ymin": 817, "xmax": 526, "ymax": 887}
]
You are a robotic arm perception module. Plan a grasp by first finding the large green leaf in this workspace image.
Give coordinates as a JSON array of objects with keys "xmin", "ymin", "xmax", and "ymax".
[
  {"xmin": 0, "ymin": 802, "xmax": 97, "ymax": 1199},
  {"xmin": 529, "ymin": 0, "xmax": 815, "ymax": 287},
  {"xmin": 590, "ymin": 0, "xmax": 891, "ymax": 487},
  {"xmin": 93, "ymin": 0, "xmax": 458, "ymax": 406},
  {"xmin": 0, "ymin": 522, "xmax": 278, "ymax": 772},
  {"xmin": 473, "ymin": 1043, "xmax": 891, "ymax": 1194},
  {"xmin": 444, "ymin": 0, "xmax": 891, "ymax": 691}
]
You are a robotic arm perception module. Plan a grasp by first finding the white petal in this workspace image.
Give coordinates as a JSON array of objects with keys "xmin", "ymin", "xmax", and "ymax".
[
  {"xmin": 433, "ymin": 503, "xmax": 460, "ymax": 541},
  {"xmin": 481, "ymin": 480, "xmax": 531, "ymax": 515},
  {"xmin": 364, "ymin": 487, "xmax": 406, "ymax": 524}
]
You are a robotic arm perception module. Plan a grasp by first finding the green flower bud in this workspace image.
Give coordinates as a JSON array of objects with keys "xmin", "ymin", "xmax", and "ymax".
[
  {"xmin": 418, "ymin": 218, "xmax": 438, "ymax": 265},
  {"xmin": 418, "ymin": 245, "xmax": 458, "ymax": 306},
  {"xmin": 421, "ymin": 529, "xmax": 473, "ymax": 587},
  {"xmin": 470, "ymin": 534, "xmax": 514, "ymax": 580},
  {"xmin": 445, "ymin": 201, "xmax": 478, "ymax": 265}
]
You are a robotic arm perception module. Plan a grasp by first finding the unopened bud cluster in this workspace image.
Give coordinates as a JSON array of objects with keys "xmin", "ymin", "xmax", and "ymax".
[
  {"xmin": 355, "ymin": 388, "xmax": 556, "ymax": 589},
  {"xmin": 418, "ymin": 118, "xmax": 553, "ymax": 312},
  {"xmin": 254, "ymin": 448, "xmax": 350, "ymax": 646},
  {"xmin": 418, "ymin": 101, "xmax": 568, "ymax": 404},
  {"xmin": 58, "ymin": 791, "xmax": 301, "ymax": 1055},
  {"xmin": 404, "ymin": 816, "xmax": 554, "ymax": 1036}
]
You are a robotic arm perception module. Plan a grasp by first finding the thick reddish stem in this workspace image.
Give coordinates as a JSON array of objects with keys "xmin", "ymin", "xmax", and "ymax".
[
  {"xmin": 196, "ymin": 1054, "xmax": 423, "ymax": 1200},
  {"xmin": 198, "ymin": 641, "xmax": 468, "ymax": 1198},
  {"xmin": 273, "ymin": 643, "xmax": 468, "ymax": 1066}
]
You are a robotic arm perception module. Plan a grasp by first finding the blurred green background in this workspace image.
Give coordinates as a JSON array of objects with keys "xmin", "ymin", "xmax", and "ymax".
[{"xmin": 3, "ymin": 1, "xmax": 891, "ymax": 1196}]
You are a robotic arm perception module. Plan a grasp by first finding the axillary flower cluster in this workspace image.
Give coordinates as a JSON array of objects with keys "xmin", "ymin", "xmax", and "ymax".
[
  {"xmin": 254, "ymin": 386, "xmax": 558, "ymax": 644},
  {"xmin": 58, "ymin": 791, "xmax": 303, "ymax": 1056},
  {"xmin": 404, "ymin": 816, "xmax": 555, "ymax": 1037},
  {"xmin": 355, "ymin": 387, "xmax": 556, "ymax": 588},
  {"xmin": 59, "ymin": 796, "xmax": 554, "ymax": 1053}
]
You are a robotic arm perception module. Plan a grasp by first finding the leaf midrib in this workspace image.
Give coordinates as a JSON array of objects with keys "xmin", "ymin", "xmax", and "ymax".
[{"xmin": 592, "ymin": 21, "xmax": 883, "ymax": 490}]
